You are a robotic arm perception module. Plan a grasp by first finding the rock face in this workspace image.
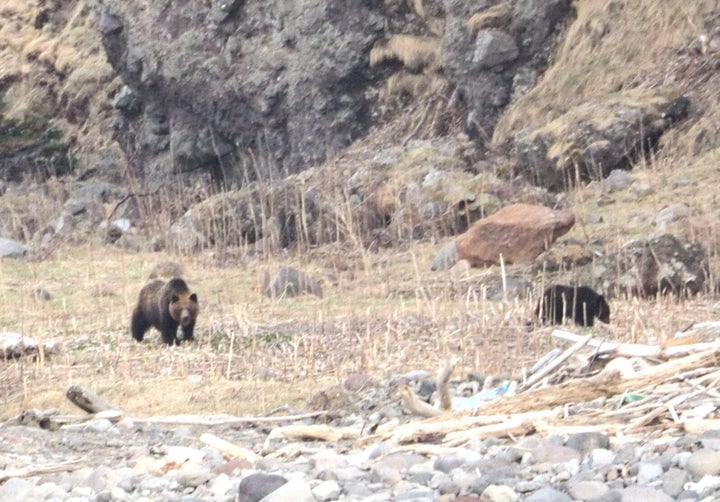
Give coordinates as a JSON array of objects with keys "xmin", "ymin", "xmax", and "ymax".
[
  {"xmin": 443, "ymin": 0, "xmax": 572, "ymax": 149},
  {"xmin": 455, "ymin": 203, "xmax": 575, "ymax": 267},
  {"xmin": 90, "ymin": 0, "xmax": 578, "ymax": 188},
  {"xmin": 96, "ymin": 1, "xmax": 384, "ymax": 187}
]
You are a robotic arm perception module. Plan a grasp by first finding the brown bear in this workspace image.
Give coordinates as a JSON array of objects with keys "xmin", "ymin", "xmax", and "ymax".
[
  {"xmin": 535, "ymin": 284, "xmax": 610, "ymax": 327},
  {"xmin": 131, "ymin": 278, "xmax": 199, "ymax": 345}
]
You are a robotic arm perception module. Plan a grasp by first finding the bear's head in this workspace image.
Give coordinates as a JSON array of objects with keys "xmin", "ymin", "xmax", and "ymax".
[
  {"xmin": 595, "ymin": 295, "xmax": 610, "ymax": 324},
  {"xmin": 169, "ymin": 293, "xmax": 199, "ymax": 327}
]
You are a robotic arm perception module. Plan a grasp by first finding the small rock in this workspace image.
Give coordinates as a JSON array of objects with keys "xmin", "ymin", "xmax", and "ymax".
[
  {"xmin": 567, "ymin": 480, "xmax": 610, "ymax": 500},
  {"xmin": 529, "ymin": 442, "xmax": 581, "ymax": 464},
  {"xmin": 619, "ymin": 486, "xmax": 673, "ymax": 502},
  {"xmin": 524, "ymin": 486, "xmax": 572, "ymax": 502},
  {"xmin": 661, "ymin": 467, "xmax": 688, "ymax": 497},
  {"xmin": 481, "ymin": 484, "xmax": 518, "ymax": 502},
  {"xmin": 637, "ymin": 461, "xmax": 664, "ymax": 484},
  {"xmin": 603, "ymin": 169, "xmax": 632, "ymax": 192},
  {"xmin": 236, "ymin": 473, "xmax": 288, "ymax": 502},
  {"xmin": 259, "ymin": 480, "xmax": 315, "ymax": 502},
  {"xmin": 431, "ymin": 240, "xmax": 459, "ymax": 271},
  {"xmin": 655, "ymin": 203, "xmax": 691, "ymax": 230},
  {"xmin": 0, "ymin": 237, "xmax": 29, "ymax": 258},
  {"xmin": 565, "ymin": 432, "xmax": 610, "ymax": 455},
  {"xmin": 685, "ymin": 449, "xmax": 720, "ymax": 477},
  {"xmin": 433, "ymin": 448, "xmax": 483, "ymax": 473},
  {"xmin": 311, "ymin": 479, "xmax": 342, "ymax": 501}
]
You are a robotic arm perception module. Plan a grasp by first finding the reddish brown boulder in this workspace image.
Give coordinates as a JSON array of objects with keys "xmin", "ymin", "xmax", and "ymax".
[{"xmin": 456, "ymin": 203, "xmax": 575, "ymax": 267}]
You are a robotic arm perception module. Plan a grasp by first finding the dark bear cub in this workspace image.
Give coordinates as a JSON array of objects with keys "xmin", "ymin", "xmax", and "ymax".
[
  {"xmin": 131, "ymin": 278, "xmax": 199, "ymax": 345},
  {"xmin": 535, "ymin": 285, "xmax": 610, "ymax": 327}
]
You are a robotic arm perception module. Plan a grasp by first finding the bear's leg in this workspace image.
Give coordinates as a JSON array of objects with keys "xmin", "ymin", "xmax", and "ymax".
[
  {"xmin": 180, "ymin": 323, "xmax": 195, "ymax": 343},
  {"xmin": 160, "ymin": 326, "xmax": 179, "ymax": 345},
  {"xmin": 131, "ymin": 310, "xmax": 149, "ymax": 342}
]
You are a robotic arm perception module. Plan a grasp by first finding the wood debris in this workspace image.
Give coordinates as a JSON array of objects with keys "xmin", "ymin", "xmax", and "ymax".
[
  {"xmin": 7, "ymin": 323, "xmax": 720, "ymax": 458},
  {"xmin": 386, "ymin": 325, "xmax": 720, "ymax": 445}
]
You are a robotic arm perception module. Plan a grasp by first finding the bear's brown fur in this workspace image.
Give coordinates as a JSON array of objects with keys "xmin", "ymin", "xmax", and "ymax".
[{"xmin": 131, "ymin": 278, "xmax": 199, "ymax": 345}]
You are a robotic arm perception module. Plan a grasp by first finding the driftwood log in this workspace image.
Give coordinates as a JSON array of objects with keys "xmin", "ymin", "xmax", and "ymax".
[
  {"xmin": 65, "ymin": 385, "xmax": 119, "ymax": 414},
  {"xmin": 200, "ymin": 433, "xmax": 260, "ymax": 462},
  {"xmin": 0, "ymin": 460, "xmax": 84, "ymax": 483}
]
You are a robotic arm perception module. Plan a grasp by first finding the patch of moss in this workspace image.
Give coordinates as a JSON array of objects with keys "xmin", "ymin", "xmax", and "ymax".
[{"xmin": 0, "ymin": 108, "xmax": 76, "ymax": 178}]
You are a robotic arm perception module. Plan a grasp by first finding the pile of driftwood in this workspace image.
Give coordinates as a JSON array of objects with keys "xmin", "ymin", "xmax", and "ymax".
[
  {"xmin": 3, "ymin": 323, "xmax": 720, "ymax": 482},
  {"xmin": 382, "ymin": 323, "xmax": 720, "ymax": 446}
]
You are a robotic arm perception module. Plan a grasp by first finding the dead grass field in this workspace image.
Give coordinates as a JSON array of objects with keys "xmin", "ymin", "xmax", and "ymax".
[{"xmin": 2, "ymin": 214, "xmax": 719, "ymax": 422}]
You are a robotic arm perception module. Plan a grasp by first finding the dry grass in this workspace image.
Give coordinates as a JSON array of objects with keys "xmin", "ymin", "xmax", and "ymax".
[
  {"xmin": 0, "ymin": 0, "xmax": 118, "ymax": 169},
  {"xmin": 370, "ymin": 34, "xmax": 441, "ymax": 72},
  {"xmin": 493, "ymin": 0, "xmax": 720, "ymax": 146},
  {"xmin": 2, "ymin": 215, "xmax": 719, "ymax": 422}
]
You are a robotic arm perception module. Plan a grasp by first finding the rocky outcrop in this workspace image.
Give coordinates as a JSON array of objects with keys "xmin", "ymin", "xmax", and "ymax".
[
  {"xmin": 454, "ymin": 203, "xmax": 575, "ymax": 267},
  {"xmin": 0, "ymin": 116, "xmax": 73, "ymax": 182},
  {"xmin": 611, "ymin": 234, "xmax": 707, "ymax": 298},
  {"xmin": 443, "ymin": 0, "xmax": 572, "ymax": 147},
  {"xmin": 579, "ymin": 234, "xmax": 708, "ymax": 299},
  {"xmin": 512, "ymin": 88, "xmax": 690, "ymax": 189},
  {"xmin": 90, "ymin": 0, "xmax": 579, "ymax": 188},
  {"xmin": 95, "ymin": 0, "xmax": 384, "ymax": 187}
]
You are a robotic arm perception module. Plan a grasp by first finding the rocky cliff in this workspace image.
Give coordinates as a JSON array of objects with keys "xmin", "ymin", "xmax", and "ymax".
[{"xmin": 0, "ymin": 0, "xmax": 719, "ymax": 254}]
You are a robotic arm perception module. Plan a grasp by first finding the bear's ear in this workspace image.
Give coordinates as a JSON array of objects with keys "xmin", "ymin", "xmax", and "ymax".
[
  {"xmin": 171, "ymin": 294, "xmax": 179, "ymax": 303},
  {"xmin": 190, "ymin": 293, "xmax": 198, "ymax": 303}
]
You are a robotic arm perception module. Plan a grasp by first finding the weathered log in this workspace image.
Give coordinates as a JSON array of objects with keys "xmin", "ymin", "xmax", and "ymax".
[
  {"xmin": 200, "ymin": 433, "xmax": 260, "ymax": 462},
  {"xmin": 520, "ymin": 333, "xmax": 592, "ymax": 390},
  {"xmin": 0, "ymin": 460, "xmax": 84, "ymax": 483},
  {"xmin": 267, "ymin": 424, "xmax": 360, "ymax": 442},
  {"xmin": 65, "ymin": 385, "xmax": 119, "ymax": 414},
  {"xmin": 398, "ymin": 382, "xmax": 443, "ymax": 418},
  {"xmin": 552, "ymin": 329, "xmax": 720, "ymax": 359},
  {"xmin": 132, "ymin": 411, "xmax": 327, "ymax": 426}
]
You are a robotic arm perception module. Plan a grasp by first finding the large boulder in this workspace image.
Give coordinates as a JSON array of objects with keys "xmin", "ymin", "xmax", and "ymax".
[
  {"xmin": 611, "ymin": 234, "xmax": 707, "ymax": 298},
  {"xmin": 578, "ymin": 234, "xmax": 708, "ymax": 298},
  {"xmin": 455, "ymin": 203, "xmax": 575, "ymax": 267}
]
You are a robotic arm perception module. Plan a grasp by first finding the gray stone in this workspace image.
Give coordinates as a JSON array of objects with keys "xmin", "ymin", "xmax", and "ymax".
[
  {"xmin": 662, "ymin": 467, "xmax": 689, "ymax": 497},
  {"xmin": 529, "ymin": 442, "xmax": 581, "ymax": 464},
  {"xmin": 565, "ymin": 432, "xmax": 610, "ymax": 455},
  {"xmin": 236, "ymin": 473, "xmax": 287, "ymax": 502},
  {"xmin": 259, "ymin": 480, "xmax": 315, "ymax": 502},
  {"xmin": 603, "ymin": 169, "xmax": 632, "ymax": 192},
  {"xmin": 473, "ymin": 30, "xmax": 519, "ymax": 68},
  {"xmin": 568, "ymin": 480, "xmax": 610, "ymax": 500},
  {"xmin": 685, "ymin": 449, "xmax": 720, "ymax": 478},
  {"xmin": 112, "ymin": 86, "xmax": 141, "ymax": 114},
  {"xmin": 0, "ymin": 478, "xmax": 41, "ymax": 502},
  {"xmin": 655, "ymin": 203, "xmax": 691, "ymax": 231},
  {"xmin": 524, "ymin": 486, "xmax": 572, "ymax": 502},
  {"xmin": 311, "ymin": 480, "xmax": 341, "ymax": 502},
  {"xmin": 430, "ymin": 240, "xmax": 459, "ymax": 271},
  {"xmin": 637, "ymin": 461, "xmax": 664, "ymax": 484},
  {"xmin": 482, "ymin": 484, "xmax": 519, "ymax": 502},
  {"xmin": 433, "ymin": 448, "xmax": 483, "ymax": 472},
  {"xmin": 619, "ymin": 486, "xmax": 673, "ymax": 502},
  {"xmin": 0, "ymin": 237, "xmax": 28, "ymax": 258}
]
